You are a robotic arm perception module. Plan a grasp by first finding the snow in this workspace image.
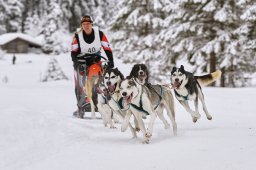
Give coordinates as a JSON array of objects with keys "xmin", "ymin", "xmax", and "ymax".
[
  {"xmin": 0, "ymin": 33, "xmax": 42, "ymax": 46},
  {"xmin": 0, "ymin": 53, "xmax": 256, "ymax": 170}
]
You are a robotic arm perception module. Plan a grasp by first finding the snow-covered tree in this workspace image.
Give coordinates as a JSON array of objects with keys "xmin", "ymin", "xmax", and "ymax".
[
  {"xmin": 41, "ymin": 58, "xmax": 69, "ymax": 82},
  {"xmin": 156, "ymin": 0, "xmax": 255, "ymax": 87},
  {"xmin": 6, "ymin": 0, "xmax": 24, "ymax": 32},
  {"xmin": 110, "ymin": 0, "xmax": 166, "ymax": 83},
  {"xmin": 237, "ymin": 0, "xmax": 256, "ymax": 86},
  {"xmin": 68, "ymin": 0, "xmax": 115, "ymax": 32},
  {"xmin": 0, "ymin": 0, "xmax": 9, "ymax": 34},
  {"xmin": 42, "ymin": 0, "xmax": 64, "ymax": 54},
  {"xmin": 24, "ymin": 12, "xmax": 42, "ymax": 36}
]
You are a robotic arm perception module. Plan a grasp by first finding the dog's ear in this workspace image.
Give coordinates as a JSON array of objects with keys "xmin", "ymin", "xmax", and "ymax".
[
  {"xmin": 126, "ymin": 75, "xmax": 131, "ymax": 79},
  {"xmin": 180, "ymin": 65, "xmax": 184, "ymax": 70},
  {"xmin": 128, "ymin": 79, "xmax": 136, "ymax": 87},
  {"xmin": 118, "ymin": 70, "xmax": 124, "ymax": 80},
  {"xmin": 171, "ymin": 67, "xmax": 176, "ymax": 73},
  {"xmin": 119, "ymin": 80, "xmax": 124, "ymax": 88},
  {"xmin": 129, "ymin": 64, "xmax": 138, "ymax": 77}
]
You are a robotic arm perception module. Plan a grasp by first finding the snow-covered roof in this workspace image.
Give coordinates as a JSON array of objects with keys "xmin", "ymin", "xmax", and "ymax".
[{"xmin": 0, "ymin": 33, "xmax": 42, "ymax": 47}]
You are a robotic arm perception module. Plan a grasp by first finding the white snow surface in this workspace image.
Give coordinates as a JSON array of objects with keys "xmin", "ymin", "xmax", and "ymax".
[{"xmin": 0, "ymin": 53, "xmax": 255, "ymax": 170}]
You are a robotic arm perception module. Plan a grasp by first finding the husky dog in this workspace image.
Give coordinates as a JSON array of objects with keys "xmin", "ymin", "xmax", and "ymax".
[
  {"xmin": 127, "ymin": 63, "xmax": 177, "ymax": 132},
  {"xmin": 120, "ymin": 77, "xmax": 177, "ymax": 144},
  {"xmin": 171, "ymin": 65, "xmax": 222, "ymax": 122},
  {"xmin": 103, "ymin": 68, "xmax": 137, "ymax": 138},
  {"xmin": 95, "ymin": 74, "xmax": 117, "ymax": 128}
]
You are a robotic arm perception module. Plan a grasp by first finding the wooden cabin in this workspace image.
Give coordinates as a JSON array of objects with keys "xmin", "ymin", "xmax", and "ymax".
[{"xmin": 0, "ymin": 33, "xmax": 42, "ymax": 53}]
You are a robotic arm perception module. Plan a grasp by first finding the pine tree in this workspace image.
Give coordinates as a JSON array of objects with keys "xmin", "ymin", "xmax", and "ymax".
[
  {"xmin": 42, "ymin": 58, "xmax": 69, "ymax": 82},
  {"xmin": 24, "ymin": 12, "xmax": 42, "ymax": 36},
  {"xmin": 0, "ymin": 0, "xmax": 9, "ymax": 34},
  {"xmin": 5, "ymin": 0, "xmax": 24, "ymax": 32},
  {"xmin": 42, "ymin": 0, "xmax": 64, "ymax": 54},
  {"xmin": 237, "ymin": 0, "xmax": 256, "ymax": 86},
  {"xmin": 110, "ymin": 0, "xmax": 166, "ymax": 83},
  {"xmin": 157, "ymin": 0, "xmax": 254, "ymax": 87}
]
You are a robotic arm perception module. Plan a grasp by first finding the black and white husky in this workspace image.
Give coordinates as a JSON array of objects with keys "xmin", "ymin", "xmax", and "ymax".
[
  {"xmin": 120, "ymin": 77, "xmax": 177, "ymax": 143},
  {"xmin": 102, "ymin": 68, "xmax": 137, "ymax": 138},
  {"xmin": 127, "ymin": 64, "xmax": 177, "ymax": 132},
  {"xmin": 171, "ymin": 65, "xmax": 222, "ymax": 122}
]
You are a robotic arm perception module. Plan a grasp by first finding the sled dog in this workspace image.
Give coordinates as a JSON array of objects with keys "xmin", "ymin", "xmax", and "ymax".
[
  {"xmin": 171, "ymin": 65, "xmax": 222, "ymax": 122},
  {"xmin": 119, "ymin": 77, "xmax": 177, "ymax": 144},
  {"xmin": 96, "ymin": 74, "xmax": 118, "ymax": 128},
  {"xmin": 126, "ymin": 63, "xmax": 177, "ymax": 133},
  {"xmin": 103, "ymin": 68, "xmax": 137, "ymax": 138}
]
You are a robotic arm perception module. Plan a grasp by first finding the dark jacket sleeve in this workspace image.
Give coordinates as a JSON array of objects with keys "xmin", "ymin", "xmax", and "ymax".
[
  {"xmin": 71, "ymin": 33, "xmax": 81, "ymax": 62},
  {"xmin": 99, "ymin": 31, "xmax": 114, "ymax": 67}
]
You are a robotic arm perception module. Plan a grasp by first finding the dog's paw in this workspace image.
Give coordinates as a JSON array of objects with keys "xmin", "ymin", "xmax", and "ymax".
[
  {"xmin": 110, "ymin": 125, "xmax": 117, "ymax": 129},
  {"xmin": 145, "ymin": 132, "xmax": 152, "ymax": 138},
  {"xmin": 114, "ymin": 119, "xmax": 119, "ymax": 124},
  {"xmin": 135, "ymin": 127, "xmax": 140, "ymax": 132},
  {"xmin": 142, "ymin": 137, "xmax": 150, "ymax": 144},
  {"xmin": 207, "ymin": 115, "xmax": 212, "ymax": 120},
  {"xmin": 192, "ymin": 117, "xmax": 198, "ymax": 123}
]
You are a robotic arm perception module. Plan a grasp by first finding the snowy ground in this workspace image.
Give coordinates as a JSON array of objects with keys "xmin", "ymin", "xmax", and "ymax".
[{"xmin": 0, "ymin": 53, "xmax": 255, "ymax": 170}]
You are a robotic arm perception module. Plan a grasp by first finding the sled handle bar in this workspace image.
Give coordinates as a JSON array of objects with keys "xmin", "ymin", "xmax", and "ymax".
[{"xmin": 77, "ymin": 53, "xmax": 108, "ymax": 61}]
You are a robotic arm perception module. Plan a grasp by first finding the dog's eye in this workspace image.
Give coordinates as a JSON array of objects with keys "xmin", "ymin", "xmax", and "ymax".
[
  {"xmin": 127, "ymin": 86, "xmax": 131, "ymax": 89},
  {"xmin": 179, "ymin": 73, "xmax": 182, "ymax": 76},
  {"xmin": 111, "ymin": 76, "xmax": 116, "ymax": 79},
  {"xmin": 120, "ymin": 87, "xmax": 123, "ymax": 90},
  {"xmin": 105, "ymin": 77, "xmax": 108, "ymax": 79},
  {"xmin": 173, "ymin": 73, "xmax": 176, "ymax": 76}
]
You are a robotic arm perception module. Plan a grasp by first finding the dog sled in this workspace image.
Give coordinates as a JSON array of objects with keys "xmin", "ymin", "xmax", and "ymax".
[{"xmin": 73, "ymin": 53, "xmax": 109, "ymax": 118}]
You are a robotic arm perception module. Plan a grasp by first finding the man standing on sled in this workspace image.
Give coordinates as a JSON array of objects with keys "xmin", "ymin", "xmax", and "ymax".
[{"xmin": 71, "ymin": 15, "xmax": 114, "ymax": 118}]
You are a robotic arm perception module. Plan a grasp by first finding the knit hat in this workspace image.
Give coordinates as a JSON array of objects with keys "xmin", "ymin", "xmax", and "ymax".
[{"xmin": 81, "ymin": 15, "xmax": 93, "ymax": 24}]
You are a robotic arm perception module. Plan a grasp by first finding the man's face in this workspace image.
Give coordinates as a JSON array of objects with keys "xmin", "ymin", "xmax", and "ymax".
[{"xmin": 81, "ymin": 21, "xmax": 92, "ymax": 34}]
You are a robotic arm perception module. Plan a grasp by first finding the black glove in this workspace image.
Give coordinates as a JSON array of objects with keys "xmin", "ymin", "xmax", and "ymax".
[{"xmin": 107, "ymin": 60, "xmax": 114, "ymax": 69}]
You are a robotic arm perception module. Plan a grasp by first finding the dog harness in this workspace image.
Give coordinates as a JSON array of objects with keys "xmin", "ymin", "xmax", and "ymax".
[
  {"xmin": 147, "ymin": 84, "xmax": 163, "ymax": 110},
  {"xmin": 129, "ymin": 85, "xmax": 164, "ymax": 116},
  {"xmin": 174, "ymin": 90, "xmax": 189, "ymax": 100},
  {"xmin": 130, "ymin": 95, "xmax": 150, "ymax": 116}
]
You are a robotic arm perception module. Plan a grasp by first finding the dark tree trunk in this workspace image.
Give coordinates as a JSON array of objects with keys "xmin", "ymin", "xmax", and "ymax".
[
  {"xmin": 221, "ymin": 68, "xmax": 225, "ymax": 87},
  {"xmin": 210, "ymin": 52, "xmax": 216, "ymax": 86}
]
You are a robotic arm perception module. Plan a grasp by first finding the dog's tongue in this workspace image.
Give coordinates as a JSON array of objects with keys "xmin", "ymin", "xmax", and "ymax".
[
  {"xmin": 173, "ymin": 81, "xmax": 181, "ymax": 88},
  {"xmin": 108, "ymin": 85, "xmax": 115, "ymax": 93},
  {"xmin": 126, "ymin": 95, "xmax": 132, "ymax": 104},
  {"xmin": 125, "ymin": 93, "xmax": 133, "ymax": 104}
]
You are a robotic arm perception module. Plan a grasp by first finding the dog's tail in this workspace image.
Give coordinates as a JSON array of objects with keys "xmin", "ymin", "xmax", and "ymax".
[{"xmin": 195, "ymin": 70, "xmax": 222, "ymax": 86}]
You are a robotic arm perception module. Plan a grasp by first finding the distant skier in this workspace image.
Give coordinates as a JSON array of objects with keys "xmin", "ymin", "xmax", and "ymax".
[
  {"xmin": 71, "ymin": 15, "xmax": 114, "ymax": 118},
  {"xmin": 12, "ymin": 54, "xmax": 16, "ymax": 65}
]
